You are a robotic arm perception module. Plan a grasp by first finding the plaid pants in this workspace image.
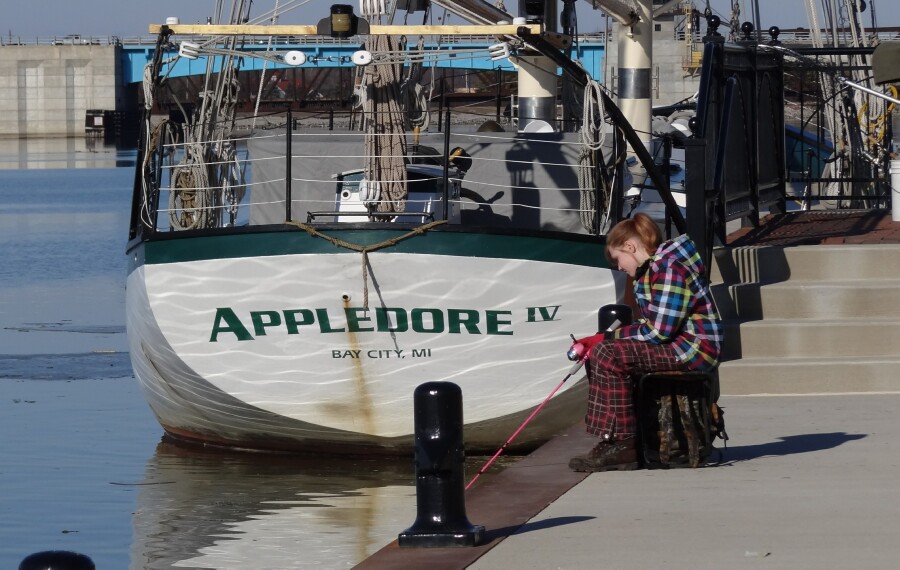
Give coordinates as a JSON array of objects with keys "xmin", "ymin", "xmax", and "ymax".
[{"xmin": 585, "ymin": 339, "xmax": 686, "ymax": 439}]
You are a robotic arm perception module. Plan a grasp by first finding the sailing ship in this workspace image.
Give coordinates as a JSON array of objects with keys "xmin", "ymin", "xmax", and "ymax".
[
  {"xmin": 126, "ymin": 0, "xmax": 661, "ymax": 453},
  {"xmin": 126, "ymin": 0, "xmax": 898, "ymax": 453}
]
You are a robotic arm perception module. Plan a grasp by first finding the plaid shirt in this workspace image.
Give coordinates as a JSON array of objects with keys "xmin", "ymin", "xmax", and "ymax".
[{"xmin": 612, "ymin": 234, "xmax": 722, "ymax": 370}]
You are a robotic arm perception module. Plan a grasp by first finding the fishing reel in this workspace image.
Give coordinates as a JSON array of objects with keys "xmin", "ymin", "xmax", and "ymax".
[{"xmin": 566, "ymin": 335, "xmax": 587, "ymax": 362}]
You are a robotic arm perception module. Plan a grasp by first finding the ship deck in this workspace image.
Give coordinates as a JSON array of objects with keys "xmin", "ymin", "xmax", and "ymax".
[{"xmin": 725, "ymin": 210, "xmax": 900, "ymax": 246}]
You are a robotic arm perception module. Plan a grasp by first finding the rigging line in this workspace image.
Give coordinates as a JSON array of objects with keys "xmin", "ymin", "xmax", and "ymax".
[
  {"xmin": 252, "ymin": 0, "xmax": 281, "ymax": 131},
  {"xmin": 194, "ymin": 0, "xmax": 314, "ymax": 49}
]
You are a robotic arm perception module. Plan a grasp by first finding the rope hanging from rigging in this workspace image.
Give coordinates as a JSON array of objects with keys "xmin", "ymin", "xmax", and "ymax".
[{"xmin": 361, "ymin": 34, "xmax": 409, "ymax": 216}]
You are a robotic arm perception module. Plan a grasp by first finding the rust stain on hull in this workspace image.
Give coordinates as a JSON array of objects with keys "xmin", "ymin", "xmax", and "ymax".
[{"xmin": 331, "ymin": 294, "xmax": 376, "ymax": 436}]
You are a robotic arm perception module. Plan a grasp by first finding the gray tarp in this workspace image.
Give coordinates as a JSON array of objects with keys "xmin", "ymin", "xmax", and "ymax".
[
  {"xmin": 873, "ymin": 42, "xmax": 900, "ymax": 85},
  {"xmin": 247, "ymin": 127, "xmax": 614, "ymax": 233}
]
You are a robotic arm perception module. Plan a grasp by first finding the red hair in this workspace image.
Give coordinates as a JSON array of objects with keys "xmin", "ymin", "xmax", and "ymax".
[{"xmin": 605, "ymin": 213, "xmax": 662, "ymax": 264}]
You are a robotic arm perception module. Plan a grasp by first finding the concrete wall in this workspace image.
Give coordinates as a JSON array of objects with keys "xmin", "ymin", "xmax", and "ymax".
[{"xmin": 0, "ymin": 45, "xmax": 123, "ymax": 137}]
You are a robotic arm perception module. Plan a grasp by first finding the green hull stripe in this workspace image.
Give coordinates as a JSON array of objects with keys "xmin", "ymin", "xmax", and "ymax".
[{"xmin": 141, "ymin": 229, "xmax": 612, "ymax": 269}]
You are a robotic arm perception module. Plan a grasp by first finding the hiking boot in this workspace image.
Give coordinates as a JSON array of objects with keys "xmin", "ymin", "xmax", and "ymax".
[{"xmin": 568, "ymin": 436, "xmax": 639, "ymax": 472}]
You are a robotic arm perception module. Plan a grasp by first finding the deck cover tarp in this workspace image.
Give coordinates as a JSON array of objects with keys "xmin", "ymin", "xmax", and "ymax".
[
  {"xmin": 248, "ymin": 127, "xmax": 615, "ymax": 234},
  {"xmin": 873, "ymin": 42, "xmax": 900, "ymax": 85}
]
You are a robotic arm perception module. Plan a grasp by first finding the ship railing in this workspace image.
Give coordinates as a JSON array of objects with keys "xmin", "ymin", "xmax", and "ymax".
[
  {"xmin": 138, "ymin": 107, "xmax": 615, "ymax": 237},
  {"xmin": 682, "ymin": 38, "xmax": 893, "ymax": 263},
  {"xmin": 673, "ymin": 29, "xmax": 900, "ymax": 46}
]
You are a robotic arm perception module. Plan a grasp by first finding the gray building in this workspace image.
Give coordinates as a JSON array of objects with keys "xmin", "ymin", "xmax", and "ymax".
[{"xmin": 0, "ymin": 44, "xmax": 123, "ymax": 137}]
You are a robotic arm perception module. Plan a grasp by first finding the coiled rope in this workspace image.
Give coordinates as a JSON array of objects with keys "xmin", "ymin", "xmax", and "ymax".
[
  {"xmin": 578, "ymin": 76, "xmax": 610, "ymax": 233},
  {"xmin": 286, "ymin": 219, "xmax": 447, "ymax": 309},
  {"xmin": 401, "ymin": 36, "xmax": 431, "ymax": 131},
  {"xmin": 361, "ymin": 34, "xmax": 409, "ymax": 215}
]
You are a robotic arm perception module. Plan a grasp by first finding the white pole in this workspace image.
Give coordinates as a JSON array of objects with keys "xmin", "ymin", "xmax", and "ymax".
[
  {"xmin": 514, "ymin": 53, "xmax": 558, "ymax": 132},
  {"xmin": 616, "ymin": 0, "xmax": 653, "ymax": 150},
  {"xmin": 891, "ymin": 159, "xmax": 900, "ymax": 222}
]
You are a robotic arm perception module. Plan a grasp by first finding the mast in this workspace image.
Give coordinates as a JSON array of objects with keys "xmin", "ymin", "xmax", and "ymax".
[
  {"xmin": 515, "ymin": 0, "xmax": 561, "ymax": 132},
  {"xmin": 586, "ymin": 0, "xmax": 653, "ymax": 149}
]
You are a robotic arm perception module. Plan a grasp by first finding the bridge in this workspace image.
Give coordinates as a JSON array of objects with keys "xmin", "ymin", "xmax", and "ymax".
[
  {"xmin": 118, "ymin": 36, "xmax": 606, "ymax": 83},
  {"xmin": 0, "ymin": 36, "xmax": 604, "ymax": 137}
]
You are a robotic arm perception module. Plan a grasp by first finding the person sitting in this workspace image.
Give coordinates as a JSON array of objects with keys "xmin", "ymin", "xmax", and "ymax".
[{"xmin": 569, "ymin": 213, "xmax": 723, "ymax": 472}]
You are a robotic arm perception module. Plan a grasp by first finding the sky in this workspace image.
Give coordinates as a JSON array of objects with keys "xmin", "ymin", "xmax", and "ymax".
[{"xmin": 5, "ymin": 0, "xmax": 898, "ymax": 40}]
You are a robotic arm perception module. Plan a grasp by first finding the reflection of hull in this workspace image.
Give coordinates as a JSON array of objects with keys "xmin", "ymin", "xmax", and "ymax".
[
  {"xmin": 126, "ymin": 227, "xmax": 620, "ymax": 453},
  {"xmin": 130, "ymin": 442, "xmax": 418, "ymax": 569}
]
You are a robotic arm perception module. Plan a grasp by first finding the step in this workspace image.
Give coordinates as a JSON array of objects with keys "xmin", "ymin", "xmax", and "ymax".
[
  {"xmin": 721, "ymin": 318, "xmax": 900, "ymax": 360},
  {"xmin": 718, "ymin": 356, "xmax": 900, "ymax": 395},
  {"xmin": 712, "ymin": 244, "xmax": 900, "ymax": 285},
  {"xmin": 712, "ymin": 279, "xmax": 900, "ymax": 321}
]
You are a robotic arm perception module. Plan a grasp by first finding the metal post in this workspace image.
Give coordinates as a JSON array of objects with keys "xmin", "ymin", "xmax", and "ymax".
[
  {"xmin": 495, "ymin": 67, "xmax": 502, "ymax": 123},
  {"xmin": 598, "ymin": 304, "xmax": 633, "ymax": 335},
  {"xmin": 398, "ymin": 382, "xmax": 484, "ymax": 548},
  {"xmin": 662, "ymin": 136, "xmax": 673, "ymax": 238},
  {"xmin": 593, "ymin": 144, "xmax": 602, "ymax": 235},
  {"xmin": 438, "ymin": 74, "xmax": 446, "ymax": 132},
  {"xmin": 285, "ymin": 108, "xmax": 293, "ymax": 222},
  {"xmin": 442, "ymin": 110, "xmax": 451, "ymax": 221},
  {"xmin": 20, "ymin": 551, "xmax": 95, "ymax": 570},
  {"xmin": 684, "ymin": 137, "xmax": 710, "ymax": 277}
]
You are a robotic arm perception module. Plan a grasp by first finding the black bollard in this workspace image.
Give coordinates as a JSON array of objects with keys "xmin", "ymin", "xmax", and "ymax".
[
  {"xmin": 598, "ymin": 303, "xmax": 633, "ymax": 333},
  {"xmin": 398, "ymin": 381, "xmax": 484, "ymax": 548},
  {"xmin": 19, "ymin": 551, "xmax": 95, "ymax": 570}
]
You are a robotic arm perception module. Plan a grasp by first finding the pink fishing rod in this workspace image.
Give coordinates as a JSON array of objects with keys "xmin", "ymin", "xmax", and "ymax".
[{"xmin": 465, "ymin": 321, "xmax": 620, "ymax": 491}]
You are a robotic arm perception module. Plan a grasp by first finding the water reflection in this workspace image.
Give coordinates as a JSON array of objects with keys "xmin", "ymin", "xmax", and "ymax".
[
  {"xmin": 131, "ymin": 442, "xmax": 418, "ymax": 569},
  {"xmin": 0, "ymin": 137, "xmax": 135, "ymax": 170}
]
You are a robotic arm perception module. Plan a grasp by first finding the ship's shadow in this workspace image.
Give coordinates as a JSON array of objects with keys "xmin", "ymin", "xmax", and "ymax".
[{"xmin": 712, "ymin": 432, "xmax": 866, "ymax": 464}]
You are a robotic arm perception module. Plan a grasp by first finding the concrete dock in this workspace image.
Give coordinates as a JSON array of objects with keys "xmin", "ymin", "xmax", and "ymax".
[
  {"xmin": 359, "ymin": 392, "xmax": 900, "ymax": 569},
  {"xmin": 357, "ymin": 213, "xmax": 900, "ymax": 568}
]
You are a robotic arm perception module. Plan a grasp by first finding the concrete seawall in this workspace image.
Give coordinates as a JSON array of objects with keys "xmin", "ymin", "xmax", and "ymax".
[{"xmin": 0, "ymin": 45, "xmax": 124, "ymax": 137}]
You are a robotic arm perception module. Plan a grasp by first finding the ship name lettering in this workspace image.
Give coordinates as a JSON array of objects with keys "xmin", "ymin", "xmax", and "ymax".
[
  {"xmin": 209, "ymin": 306, "xmax": 513, "ymax": 341},
  {"xmin": 526, "ymin": 305, "xmax": 561, "ymax": 322}
]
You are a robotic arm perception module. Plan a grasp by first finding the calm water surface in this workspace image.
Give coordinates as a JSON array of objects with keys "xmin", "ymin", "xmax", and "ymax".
[{"xmin": 0, "ymin": 139, "xmax": 512, "ymax": 568}]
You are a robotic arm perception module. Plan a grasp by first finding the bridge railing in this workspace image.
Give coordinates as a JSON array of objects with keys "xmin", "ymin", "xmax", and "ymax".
[
  {"xmin": 1, "ymin": 35, "xmax": 123, "ymax": 46},
  {"xmin": 2, "ymin": 32, "xmax": 610, "ymax": 47}
]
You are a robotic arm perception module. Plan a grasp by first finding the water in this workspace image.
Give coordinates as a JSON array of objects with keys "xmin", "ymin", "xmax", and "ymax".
[{"xmin": 0, "ymin": 139, "xmax": 511, "ymax": 568}]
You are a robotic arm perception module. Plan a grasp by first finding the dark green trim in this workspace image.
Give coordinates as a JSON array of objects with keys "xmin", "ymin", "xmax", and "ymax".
[{"xmin": 139, "ymin": 227, "xmax": 612, "ymax": 269}]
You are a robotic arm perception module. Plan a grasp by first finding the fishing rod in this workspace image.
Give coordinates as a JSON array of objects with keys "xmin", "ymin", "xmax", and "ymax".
[{"xmin": 465, "ymin": 320, "xmax": 621, "ymax": 491}]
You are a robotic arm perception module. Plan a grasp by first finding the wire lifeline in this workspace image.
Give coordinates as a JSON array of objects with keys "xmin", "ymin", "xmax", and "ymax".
[{"xmin": 285, "ymin": 219, "xmax": 448, "ymax": 309}]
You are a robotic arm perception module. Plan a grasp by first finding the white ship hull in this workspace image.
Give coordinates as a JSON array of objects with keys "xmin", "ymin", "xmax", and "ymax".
[{"xmin": 127, "ymin": 228, "xmax": 621, "ymax": 452}]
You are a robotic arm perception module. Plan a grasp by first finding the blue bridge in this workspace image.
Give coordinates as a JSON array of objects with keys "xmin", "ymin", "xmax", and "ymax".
[{"xmin": 120, "ymin": 37, "xmax": 605, "ymax": 83}]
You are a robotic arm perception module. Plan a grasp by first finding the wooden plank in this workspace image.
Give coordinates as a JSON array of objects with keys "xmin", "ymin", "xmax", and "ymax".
[{"xmin": 148, "ymin": 23, "xmax": 541, "ymax": 36}]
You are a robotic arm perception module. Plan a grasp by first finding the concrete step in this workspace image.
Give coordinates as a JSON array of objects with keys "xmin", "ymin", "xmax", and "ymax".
[
  {"xmin": 721, "ymin": 318, "xmax": 900, "ymax": 360},
  {"xmin": 712, "ymin": 244, "xmax": 900, "ymax": 285},
  {"xmin": 712, "ymin": 279, "xmax": 900, "ymax": 321},
  {"xmin": 718, "ymin": 356, "xmax": 900, "ymax": 395},
  {"xmin": 710, "ymin": 240, "xmax": 900, "ymax": 395}
]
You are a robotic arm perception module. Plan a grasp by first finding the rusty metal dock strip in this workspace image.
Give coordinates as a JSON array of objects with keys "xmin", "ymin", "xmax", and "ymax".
[{"xmin": 355, "ymin": 422, "xmax": 597, "ymax": 569}]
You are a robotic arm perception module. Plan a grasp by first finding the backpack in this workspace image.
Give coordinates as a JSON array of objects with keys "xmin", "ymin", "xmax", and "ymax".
[{"xmin": 635, "ymin": 372, "xmax": 729, "ymax": 468}]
